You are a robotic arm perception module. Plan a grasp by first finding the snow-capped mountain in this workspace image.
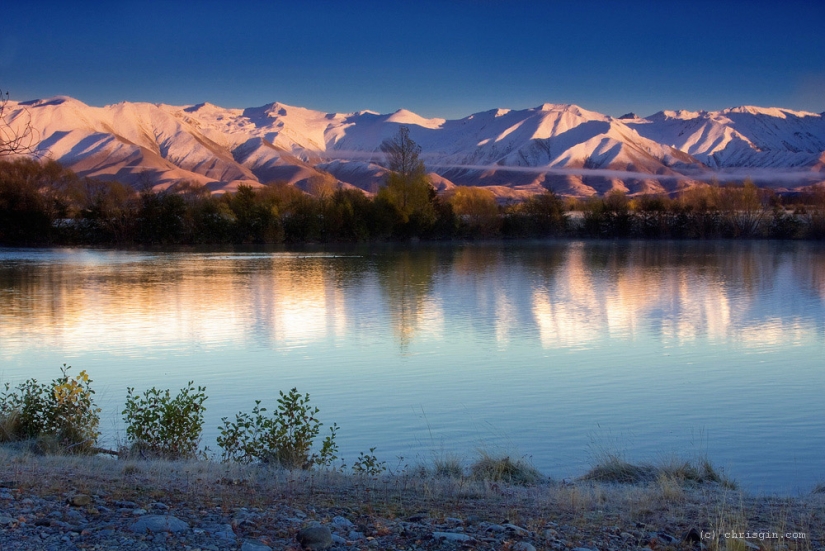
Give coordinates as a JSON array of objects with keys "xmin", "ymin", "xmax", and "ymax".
[{"xmin": 4, "ymin": 96, "xmax": 824, "ymax": 198}]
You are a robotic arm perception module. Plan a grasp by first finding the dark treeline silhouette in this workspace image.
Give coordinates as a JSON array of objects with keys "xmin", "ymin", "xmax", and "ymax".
[{"xmin": 1, "ymin": 159, "xmax": 825, "ymax": 245}]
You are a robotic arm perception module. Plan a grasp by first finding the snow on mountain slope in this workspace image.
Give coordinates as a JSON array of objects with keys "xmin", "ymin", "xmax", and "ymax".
[
  {"xmin": 14, "ymin": 97, "xmax": 259, "ymax": 190},
  {"xmin": 626, "ymin": 107, "xmax": 825, "ymax": 170},
  {"xmin": 3, "ymin": 95, "xmax": 824, "ymax": 198}
]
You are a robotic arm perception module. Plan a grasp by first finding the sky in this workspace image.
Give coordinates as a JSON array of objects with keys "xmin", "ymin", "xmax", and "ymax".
[{"xmin": 2, "ymin": 0, "xmax": 824, "ymax": 119}]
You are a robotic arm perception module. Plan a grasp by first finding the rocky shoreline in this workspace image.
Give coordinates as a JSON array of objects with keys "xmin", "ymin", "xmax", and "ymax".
[{"xmin": 1, "ymin": 448, "xmax": 822, "ymax": 551}]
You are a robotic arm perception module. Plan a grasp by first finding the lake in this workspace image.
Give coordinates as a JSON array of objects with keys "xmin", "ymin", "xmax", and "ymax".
[{"xmin": 1, "ymin": 241, "xmax": 823, "ymax": 494}]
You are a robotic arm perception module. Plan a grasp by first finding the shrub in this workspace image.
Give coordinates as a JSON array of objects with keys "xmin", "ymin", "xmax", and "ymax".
[
  {"xmin": 0, "ymin": 365, "xmax": 100, "ymax": 453},
  {"xmin": 352, "ymin": 447, "xmax": 386, "ymax": 476},
  {"xmin": 218, "ymin": 388, "xmax": 339, "ymax": 469},
  {"xmin": 122, "ymin": 382, "xmax": 207, "ymax": 459}
]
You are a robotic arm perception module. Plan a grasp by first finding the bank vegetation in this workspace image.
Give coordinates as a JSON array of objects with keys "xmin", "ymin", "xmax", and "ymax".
[{"xmin": 1, "ymin": 158, "xmax": 825, "ymax": 246}]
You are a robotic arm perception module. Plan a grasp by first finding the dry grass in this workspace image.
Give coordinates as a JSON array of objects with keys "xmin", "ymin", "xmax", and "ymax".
[
  {"xmin": 581, "ymin": 453, "xmax": 737, "ymax": 490},
  {"xmin": 0, "ymin": 445, "xmax": 822, "ymax": 551},
  {"xmin": 580, "ymin": 453, "xmax": 657, "ymax": 484},
  {"xmin": 469, "ymin": 451, "xmax": 545, "ymax": 486},
  {"xmin": 0, "ymin": 410, "xmax": 21, "ymax": 442},
  {"xmin": 431, "ymin": 453, "xmax": 464, "ymax": 478}
]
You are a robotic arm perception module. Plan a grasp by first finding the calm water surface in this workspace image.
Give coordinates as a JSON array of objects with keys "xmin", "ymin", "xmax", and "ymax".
[{"xmin": 1, "ymin": 241, "xmax": 823, "ymax": 494}]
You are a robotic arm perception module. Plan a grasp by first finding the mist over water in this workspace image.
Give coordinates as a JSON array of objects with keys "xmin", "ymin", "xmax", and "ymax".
[{"xmin": 1, "ymin": 242, "xmax": 823, "ymax": 494}]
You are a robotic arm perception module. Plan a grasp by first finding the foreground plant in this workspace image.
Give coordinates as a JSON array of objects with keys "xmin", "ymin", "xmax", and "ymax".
[
  {"xmin": 352, "ymin": 447, "xmax": 386, "ymax": 476},
  {"xmin": 218, "ymin": 387, "xmax": 339, "ymax": 469},
  {"xmin": 0, "ymin": 365, "xmax": 100, "ymax": 453},
  {"xmin": 122, "ymin": 382, "xmax": 207, "ymax": 459}
]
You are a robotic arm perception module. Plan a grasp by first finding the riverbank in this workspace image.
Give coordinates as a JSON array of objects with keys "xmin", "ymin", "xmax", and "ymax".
[{"xmin": 1, "ymin": 447, "xmax": 822, "ymax": 551}]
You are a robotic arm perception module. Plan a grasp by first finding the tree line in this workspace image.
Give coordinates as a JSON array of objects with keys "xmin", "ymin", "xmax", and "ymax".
[
  {"xmin": 2, "ymin": 121, "xmax": 825, "ymax": 245},
  {"xmin": 2, "ymin": 157, "xmax": 825, "ymax": 245}
]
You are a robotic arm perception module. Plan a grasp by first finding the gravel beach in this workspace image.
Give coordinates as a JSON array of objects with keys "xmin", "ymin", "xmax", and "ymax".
[{"xmin": 1, "ymin": 447, "xmax": 822, "ymax": 551}]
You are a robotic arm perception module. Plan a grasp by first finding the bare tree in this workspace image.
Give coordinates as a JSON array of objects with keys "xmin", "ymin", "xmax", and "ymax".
[
  {"xmin": 0, "ymin": 88, "xmax": 37, "ymax": 156},
  {"xmin": 379, "ymin": 126, "xmax": 434, "ymax": 222},
  {"xmin": 380, "ymin": 125, "xmax": 425, "ymax": 180}
]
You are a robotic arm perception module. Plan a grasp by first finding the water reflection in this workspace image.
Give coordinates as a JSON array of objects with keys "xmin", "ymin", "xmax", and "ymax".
[
  {"xmin": 1, "ymin": 243, "xmax": 824, "ymax": 355},
  {"xmin": 2, "ymin": 242, "xmax": 824, "ymax": 493},
  {"xmin": 375, "ymin": 250, "xmax": 445, "ymax": 349}
]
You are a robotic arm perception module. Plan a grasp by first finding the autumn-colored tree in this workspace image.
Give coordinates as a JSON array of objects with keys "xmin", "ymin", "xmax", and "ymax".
[
  {"xmin": 447, "ymin": 186, "xmax": 500, "ymax": 237},
  {"xmin": 378, "ymin": 126, "xmax": 435, "ymax": 228}
]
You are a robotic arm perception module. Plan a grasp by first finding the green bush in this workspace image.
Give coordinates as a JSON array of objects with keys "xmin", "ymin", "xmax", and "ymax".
[
  {"xmin": 218, "ymin": 387, "xmax": 339, "ymax": 469},
  {"xmin": 352, "ymin": 447, "xmax": 386, "ymax": 476},
  {"xmin": 0, "ymin": 365, "xmax": 100, "ymax": 453},
  {"xmin": 122, "ymin": 382, "xmax": 207, "ymax": 459}
]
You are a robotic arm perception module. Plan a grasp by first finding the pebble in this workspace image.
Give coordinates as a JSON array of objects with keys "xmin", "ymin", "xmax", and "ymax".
[
  {"xmin": 241, "ymin": 540, "xmax": 272, "ymax": 551},
  {"xmin": 67, "ymin": 494, "xmax": 91, "ymax": 507},
  {"xmin": 0, "ymin": 463, "xmax": 820, "ymax": 551},
  {"xmin": 503, "ymin": 523, "xmax": 531, "ymax": 536},
  {"xmin": 331, "ymin": 515, "xmax": 354, "ymax": 530},
  {"xmin": 201, "ymin": 523, "xmax": 236, "ymax": 541},
  {"xmin": 129, "ymin": 514, "xmax": 189, "ymax": 534},
  {"xmin": 433, "ymin": 531, "xmax": 475, "ymax": 542}
]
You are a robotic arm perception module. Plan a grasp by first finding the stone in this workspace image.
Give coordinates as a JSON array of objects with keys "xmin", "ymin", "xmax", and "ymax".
[
  {"xmin": 331, "ymin": 515, "xmax": 354, "ymax": 530},
  {"xmin": 68, "ymin": 494, "xmax": 91, "ymax": 507},
  {"xmin": 201, "ymin": 523, "xmax": 236, "ymax": 541},
  {"xmin": 241, "ymin": 540, "xmax": 272, "ymax": 551},
  {"xmin": 433, "ymin": 531, "xmax": 475, "ymax": 542},
  {"xmin": 296, "ymin": 523, "xmax": 333, "ymax": 550},
  {"xmin": 545, "ymin": 528, "xmax": 560, "ymax": 540},
  {"xmin": 512, "ymin": 543, "xmax": 537, "ymax": 551},
  {"xmin": 445, "ymin": 516, "xmax": 463, "ymax": 524},
  {"xmin": 504, "ymin": 523, "xmax": 531, "ymax": 537},
  {"xmin": 129, "ymin": 514, "xmax": 189, "ymax": 534}
]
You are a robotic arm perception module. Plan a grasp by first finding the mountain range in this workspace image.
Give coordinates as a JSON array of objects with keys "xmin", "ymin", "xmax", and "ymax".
[{"xmin": 4, "ymin": 96, "xmax": 825, "ymax": 199}]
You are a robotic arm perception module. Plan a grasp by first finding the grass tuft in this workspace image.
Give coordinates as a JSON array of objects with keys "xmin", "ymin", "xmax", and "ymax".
[
  {"xmin": 470, "ymin": 452, "xmax": 544, "ymax": 485},
  {"xmin": 432, "ymin": 454, "xmax": 464, "ymax": 478},
  {"xmin": 582, "ymin": 454, "xmax": 737, "ymax": 489},
  {"xmin": 0, "ymin": 410, "xmax": 21, "ymax": 443},
  {"xmin": 580, "ymin": 453, "xmax": 656, "ymax": 484}
]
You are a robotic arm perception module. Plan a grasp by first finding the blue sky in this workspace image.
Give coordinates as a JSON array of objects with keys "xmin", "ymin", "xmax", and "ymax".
[{"xmin": 2, "ymin": 0, "xmax": 823, "ymax": 118}]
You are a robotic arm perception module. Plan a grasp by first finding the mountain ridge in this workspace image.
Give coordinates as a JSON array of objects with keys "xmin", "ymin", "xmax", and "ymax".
[{"xmin": 4, "ymin": 96, "xmax": 824, "ymax": 198}]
